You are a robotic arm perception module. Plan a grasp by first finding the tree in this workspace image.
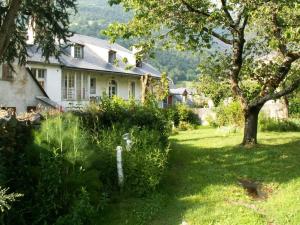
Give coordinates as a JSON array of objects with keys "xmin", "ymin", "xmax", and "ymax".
[
  {"xmin": 104, "ymin": 0, "xmax": 300, "ymax": 145},
  {"xmin": 0, "ymin": 0, "xmax": 77, "ymax": 65},
  {"xmin": 197, "ymin": 53, "xmax": 231, "ymax": 107}
]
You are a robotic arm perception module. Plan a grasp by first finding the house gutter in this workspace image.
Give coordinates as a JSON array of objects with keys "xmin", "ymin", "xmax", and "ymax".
[{"xmin": 62, "ymin": 66, "xmax": 161, "ymax": 80}]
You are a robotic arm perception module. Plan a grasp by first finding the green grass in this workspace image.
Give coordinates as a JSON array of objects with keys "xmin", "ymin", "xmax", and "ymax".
[{"xmin": 98, "ymin": 127, "xmax": 300, "ymax": 225}]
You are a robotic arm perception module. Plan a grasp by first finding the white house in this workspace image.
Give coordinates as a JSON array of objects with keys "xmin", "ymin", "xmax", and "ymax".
[
  {"xmin": 0, "ymin": 65, "xmax": 56, "ymax": 113},
  {"xmin": 0, "ymin": 34, "xmax": 161, "ymax": 113}
]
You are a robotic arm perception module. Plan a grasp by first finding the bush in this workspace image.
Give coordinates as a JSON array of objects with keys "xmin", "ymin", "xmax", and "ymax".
[
  {"xmin": 259, "ymin": 115, "xmax": 300, "ymax": 132},
  {"xmin": 164, "ymin": 104, "xmax": 199, "ymax": 127},
  {"xmin": 78, "ymin": 99, "xmax": 170, "ymax": 196},
  {"xmin": 78, "ymin": 96, "xmax": 171, "ymax": 143},
  {"xmin": 0, "ymin": 187, "xmax": 23, "ymax": 213},
  {"xmin": 289, "ymin": 97, "xmax": 300, "ymax": 118},
  {"xmin": 213, "ymin": 101, "xmax": 244, "ymax": 127},
  {"xmin": 55, "ymin": 188, "xmax": 97, "ymax": 225},
  {"xmin": 0, "ymin": 98, "xmax": 171, "ymax": 224}
]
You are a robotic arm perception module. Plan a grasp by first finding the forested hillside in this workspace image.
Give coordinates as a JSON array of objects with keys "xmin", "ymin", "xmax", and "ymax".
[{"xmin": 70, "ymin": 0, "xmax": 201, "ymax": 83}]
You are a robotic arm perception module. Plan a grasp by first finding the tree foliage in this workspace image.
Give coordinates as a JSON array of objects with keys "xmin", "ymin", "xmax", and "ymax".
[
  {"xmin": 197, "ymin": 53, "xmax": 231, "ymax": 106},
  {"xmin": 0, "ymin": 0, "xmax": 77, "ymax": 64},
  {"xmin": 104, "ymin": 0, "xmax": 300, "ymax": 144}
]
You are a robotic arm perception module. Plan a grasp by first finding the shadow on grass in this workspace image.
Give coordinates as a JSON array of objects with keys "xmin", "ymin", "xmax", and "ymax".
[
  {"xmin": 150, "ymin": 136, "xmax": 300, "ymax": 225},
  {"xmin": 98, "ymin": 133, "xmax": 300, "ymax": 225}
]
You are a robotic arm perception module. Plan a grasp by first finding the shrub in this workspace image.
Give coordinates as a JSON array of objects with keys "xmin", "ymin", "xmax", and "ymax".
[
  {"xmin": 289, "ymin": 97, "xmax": 300, "ymax": 118},
  {"xmin": 259, "ymin": 115, "xmax": 300, "ymax": 132},
  {"xmin": 213, "ymin": 101, "xmax": 244, "ymax": 127},
  {"xmin": 26, "ymin": 113, "xmax": 102, "ymax": 224},
  {"xmin": 55, "ymin": 188, "xmax": 97, "ymax": 225},
  {"xmin": 164, "ymin": 104, "xmax": 199, "ymax": 127},
  {"xmin": 0, "ymin": 187, "xmax": 23, "ymax": 213},
  {"xmin": 0, "ymin": 98, "xmax": 171, "ymax": 224},
  {"xmin": 75, "ymin": 99, "xmax": 171, "ymax": 196},
  {"xmin": 78, "ymin": 96, "xmax": 172, "ymax": 142},
  {"xmin": 122, "ymin": 128, "xmax": 169, "ymax": 195}
]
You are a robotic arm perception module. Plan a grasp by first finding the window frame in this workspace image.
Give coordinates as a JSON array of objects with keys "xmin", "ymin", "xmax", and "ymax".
[
  {"xmin": 31, "ymin": 68, "xmax": 47, "ymax": 90},
  {"xmin": 136, "ymin": 59, "xmax": 142, "ymax": 68},
  {"xmin": 108, "ymin": 50, "xmax": 117, "ymax": 64},
  {"xmin": 62, "ymin": 72, "xmax": 89, "ymax": 101},
  {"xmin": 90, "ymin": 77, "xmax": 97, "ymax": 95},
  {"xmin": 0, "ymin": 64, "xmax": 14, "ymax": 81},
  {"xmin": 74, "ymin": 44, "xmax": 84, "ymax": 59},
  {"xmin": 108, "ymin": 80, "xmax": 118, "ymax": 98},
  {"xmin": 128, "ymin": 81, "xmax": 136, "ymax": 99}
]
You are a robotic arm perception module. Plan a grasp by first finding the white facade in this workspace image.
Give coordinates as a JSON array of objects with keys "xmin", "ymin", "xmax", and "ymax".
[
  {"xmin": 0, "ymin": 66, "xmax": 48, "ymax": 113},
  {"xmin": 1, "ymin": 34, "xmax": 161, "ymax": 113},
  {"xmin": 25, "ymin": 64, "xmax": 144, "ymax": 110}
]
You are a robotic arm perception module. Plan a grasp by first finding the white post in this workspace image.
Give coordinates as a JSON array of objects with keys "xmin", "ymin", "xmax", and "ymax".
[{"xmin": 116, "ymin": 146, "xmax": 124, "ymax": 187}]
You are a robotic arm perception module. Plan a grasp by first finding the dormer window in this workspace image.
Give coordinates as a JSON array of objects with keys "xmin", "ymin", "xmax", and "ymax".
[
  {"xmin": 108, "ymin": 50, "xmax": 116, "ymax": 64},
  {"xmin": 136, "ymin": 59, "xmax": 142, "ymax": 68},
  {"xmin": 74, "ymin": 44, "xmax": 84, "ymax": 58}
]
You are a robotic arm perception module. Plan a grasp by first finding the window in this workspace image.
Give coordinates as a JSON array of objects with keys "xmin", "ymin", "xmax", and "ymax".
[
  {"xmin": 109, "ymin": 80, "xmax": 117, "ymax": 98},
  {"xmin": 90, "ymin": 77, "xmax": 96, "ymax": 95},
  {"xmin": 136, "ymin": 59, "xmax": 142, "ymax": 68},
  {"xmin": 129, "ymin": 81, "xmax": 136, "ymax": 98},
  {"xmin": 62, "ymin": 72, "xmax": 89, "ymax": 101},
  {"xmin": 0, "ymin": 64, "xmax": 13, "ymax": 81},
  {"xmin": 108, "ymin": 50, "xmax": 116, "ymax": 64},
  {"xmin": 27, "ymin": 106, "xmax": 37, "ymax": 112},
  {"xmin": 31, "ymin": 68, "xmax": 46, "ymax": 89},
  {"xmin": 74, "ymin": 45, "xmax": 84, "ymax": 58}
]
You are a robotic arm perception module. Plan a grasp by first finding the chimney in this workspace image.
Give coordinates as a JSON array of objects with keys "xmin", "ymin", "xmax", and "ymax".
[
  {"xmin": 132, "ymin": 46, "xmax": 143, "ymax": 68},
  {"xmin": 27, "ymin": 17, "xmax": 36, "ymax": 45}
]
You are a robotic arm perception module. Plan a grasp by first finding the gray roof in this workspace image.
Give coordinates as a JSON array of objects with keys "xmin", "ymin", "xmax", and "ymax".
[
  {"xmin": 27, "ymin": 34, "xmax": 161, "ymax": 78},
  {"xmin": 36, "ymin": 96, "xmax": 59, "ymax": 108},
  {"xmin": 170, "ymin": 88, "xmax": 188, "ymax": 95}
]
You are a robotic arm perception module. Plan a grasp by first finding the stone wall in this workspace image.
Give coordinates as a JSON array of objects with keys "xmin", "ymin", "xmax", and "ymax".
[{"xmin": 193, "ymin": 99, "xmax": 288, "ymax": 125}]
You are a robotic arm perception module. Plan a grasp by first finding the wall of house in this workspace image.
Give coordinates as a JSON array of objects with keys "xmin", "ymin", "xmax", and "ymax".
[
  {"xmin": 0, "ymin": 66, "xmax": 46, "ymax": 113},
  {"xmin": 60, "ymin": 69, "xmax": 142, "ymax": 109},
  {"xmin": 92, "ymin": 72, "xmax": 142, "ymax": 100},
  {"xmin": 28, "ymin": 63, "xmax": 62, "ymax": 103}
]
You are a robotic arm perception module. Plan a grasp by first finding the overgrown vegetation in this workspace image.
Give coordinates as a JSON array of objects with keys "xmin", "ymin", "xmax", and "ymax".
[
  {"xmin": 289, "ymin": 95, "xmax": 300, "ymax": 118},
  {"xmin": 164, "ymin": 104, "xmax": 199, "ymax": 129},
  {"xmin": 207, "ymin": 101, "xmax": 244, "ymax": 128},
  {"xmin": 0, "ymin": 98, "xmax": 170, "ymax": 224},
  {"xmin": 259, "ymin": 115, "xmax": 300, "ymax": 132}
]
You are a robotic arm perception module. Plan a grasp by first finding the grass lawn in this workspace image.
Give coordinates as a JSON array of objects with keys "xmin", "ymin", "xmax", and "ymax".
[{"xmin": 98, "ymin": 127, "xmax": 300, "ymax": 225}]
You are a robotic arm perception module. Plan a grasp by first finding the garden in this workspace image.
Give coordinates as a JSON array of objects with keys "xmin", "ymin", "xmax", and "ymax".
[
  {"xmin": 0, "ymin": 98, "xmax": 199, "ymax": 225},
  {"xmin": 1, "ymin": 97, "xmax": 300, "ymax": 225}
]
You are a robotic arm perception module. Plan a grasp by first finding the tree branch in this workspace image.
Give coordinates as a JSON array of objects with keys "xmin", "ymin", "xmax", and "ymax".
[
  {"xmin": 202, "ymin": 27, "xmax": 233, "ymax": 45},
  {"xmin": 228, "ymin": 18, "xmax": 248, "ymax": 108},
  {"xmin": 260, "ymin": 52, "xmax": 300, "ymax": 96},
  {"xmin": 250, "ymin": 76, "xmax": 300, "ymax": 107},
  {"xmin": 181, "ymin": 0, "xmax": 210, "ymax": 17},
  {"xmin": 271, "ymin": 12, "xmax": 288, "ymax": 55},
  {"xmin": 0, "ymin": 0, "xmax": 22, "ymax": 59},
  {"xmin": 220, "ymin": 0, "xmax": 235, "ymax": 26}
]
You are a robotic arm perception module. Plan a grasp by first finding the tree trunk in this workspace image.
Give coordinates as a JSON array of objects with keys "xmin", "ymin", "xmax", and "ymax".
[
  {"xmin": 283, "ymin": 96, "xmax": 289, "ymax": 118},
  {"xmin": 242, "ymin": 106, "xmax": 262, "ymax": 145}
]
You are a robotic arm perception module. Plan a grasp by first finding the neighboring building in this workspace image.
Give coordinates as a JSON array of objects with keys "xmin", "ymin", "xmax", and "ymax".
[
  {"xmin": 166, "ymin": 87, "xmax": 212, "ymax": 108},
  {"xmin": 0, "ymin": 34, "xmax": 161, "ymax": 113},
  {"xmin": 0, "ymin": 65, "xmax": 57, "ymax": 113},
  {"xmin": 166, "ymin": 88, "xmax": 188, "ymax": 106}
]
